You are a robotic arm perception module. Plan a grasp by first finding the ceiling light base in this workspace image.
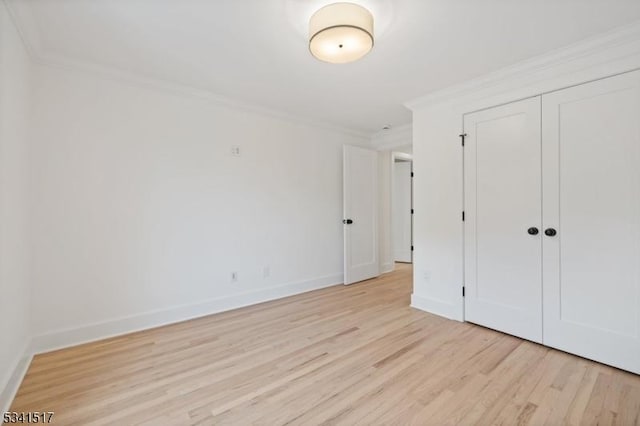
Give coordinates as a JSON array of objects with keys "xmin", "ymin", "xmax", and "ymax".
[{"xmin": 309, "ymin": 3, "xmax": 374, "ymax": 64}]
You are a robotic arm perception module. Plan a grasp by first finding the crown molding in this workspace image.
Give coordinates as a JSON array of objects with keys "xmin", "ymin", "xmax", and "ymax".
[
  {"xmin": 2, "ymin": 0, "xmax": 371, "ymax": 141},
  {"xmin": 370, "ymin": 123, "xmax": 412, "ymax": 151},
  {"xmin": 41, "ymin": 53, "xmax": 372, "ymax": 140},
  {"xmin": 405, "ymin": 20, "xmax": 640, "ymax": 111}
]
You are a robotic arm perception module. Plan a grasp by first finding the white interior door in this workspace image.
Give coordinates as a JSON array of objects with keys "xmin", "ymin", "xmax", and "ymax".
[
  {"xmin": 343, "ymin": 145, "xmax": 379, "ymax": 285},
  {"xmin": 542, "ymin": 70, "xmax": 640, "ymax": 374},
  {"xmin": 464, "ymin": 97, "xmax": 543, "ymax": 343},
  {"xmin": 393, "ymin": 160, "xmax": 413, "ymax": 263}
]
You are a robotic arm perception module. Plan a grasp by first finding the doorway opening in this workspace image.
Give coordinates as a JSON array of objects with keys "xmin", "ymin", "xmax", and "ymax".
[{"xmin": 391, "ymin": 152, "xmax": 413, "ymax": 265}]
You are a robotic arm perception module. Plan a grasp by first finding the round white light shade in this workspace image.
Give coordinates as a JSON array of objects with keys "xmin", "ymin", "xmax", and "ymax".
[{"xmin": 309, "ymin": 2, "xmax": 374, "ymax": 64}]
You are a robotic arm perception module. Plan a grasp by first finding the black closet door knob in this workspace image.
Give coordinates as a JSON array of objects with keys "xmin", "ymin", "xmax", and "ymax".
[
  {"xmin": 527, "ymin": 227, "xmax": 539, "ymax": 235},
  {"xmin": 545, "ymin": 228, "xmax": 557, "ymax": 237},
  {"xmin": 343, "ymin": 219, "xmax": 353, "ymax": 224}
]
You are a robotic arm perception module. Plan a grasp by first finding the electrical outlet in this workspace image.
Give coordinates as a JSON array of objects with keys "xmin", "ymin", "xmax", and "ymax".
[
  {"xmin": 231, "ymin": 272, "xmax": 238, "ymax": 282},
  {"xmin": 230, "ymin": 146, "xmax": 241, "ymax": 156},
  {"xmin": 263, "ymin": 266, "xmax": 270, "ymax": 278}
]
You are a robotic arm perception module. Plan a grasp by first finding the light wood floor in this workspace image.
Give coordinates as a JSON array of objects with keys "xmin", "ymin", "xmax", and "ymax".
[{"xmin": 11, "ymin": 264, "xmax": 640, "ymax": 425}]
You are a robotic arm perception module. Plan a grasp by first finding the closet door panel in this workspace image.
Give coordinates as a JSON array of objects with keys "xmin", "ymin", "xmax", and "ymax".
[
  {"xmin": 542, "ymin": 70, "xmax": 640, "ymax": 374},
  {"xmin": 464, "ymin": 97, "xmax": 542, "ymax": 343}
]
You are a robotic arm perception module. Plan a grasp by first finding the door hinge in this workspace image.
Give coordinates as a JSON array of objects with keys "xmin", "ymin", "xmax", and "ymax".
[
  {"xmin": 460, "ymin": 133, "xmax": 467, "ymax": 147},
  {"xmin": 411, "ymin": 245, "xmax": 414, "ymax": 251},
  {"xmin": 462, "ymin": 211, "xmax": 465, "ymax": 221},
  {"xmin": 462, "ymin": 286, "xmax": 465, "ymax": 297},
  {"xmin": 411, "ymin": 209, "xmax": 414, "ymax": 214},
  {"xmin": 411, "ymin": 172, "xmax": 414, "ymax": 178}
]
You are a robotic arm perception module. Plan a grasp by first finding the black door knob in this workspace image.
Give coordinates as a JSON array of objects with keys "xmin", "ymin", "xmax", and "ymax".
[
  {"xmin": 545, "ymin": 228, "xmax": 557, "ymax": 237},
  {"xmin": 527, "ymin": 227, "xmax": 539, "ymax": 235},
  {"xmin": 343, "ymin": 219, "xmax": 353, "ymax": 224}
]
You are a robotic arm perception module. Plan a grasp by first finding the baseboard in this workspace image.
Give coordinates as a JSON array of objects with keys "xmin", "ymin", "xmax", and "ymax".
[
  {"xmin": 380, "ymin": 262, "xmax": 394, "ymax": 274},
  {"xmin": 393, "ymin": 252, "xmax": 412, "ymax": 263},
  {"xmin": 0, "ymin": 344, "xmax": 32, "ymax": 415},
  {"xmin": 411, "ymin": 293, "xmax": 462, "ymax": 321},
  {"xmin": 29, "ymin": 273, "xmax": 343, "ymax": 355}
]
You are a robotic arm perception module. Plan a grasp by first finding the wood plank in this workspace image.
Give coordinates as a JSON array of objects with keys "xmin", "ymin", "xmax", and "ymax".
[{"xmin": 10, "ymin": 264, "xmax": 640, "ymax": 425}]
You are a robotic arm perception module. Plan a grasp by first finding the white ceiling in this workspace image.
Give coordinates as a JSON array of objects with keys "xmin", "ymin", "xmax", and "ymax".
[{"xmin": 9, "ymin": 0, "xmax": 640, "ymax": 134}]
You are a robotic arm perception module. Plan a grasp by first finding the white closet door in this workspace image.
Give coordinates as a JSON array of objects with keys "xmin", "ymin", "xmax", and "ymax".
[
  {"xmin": 542, "ymin": 71, "xmax": 640, "ymax": 374},
  {"xmin": 464, "ymin": 97, "xmax": 543, "ymax": 343}
]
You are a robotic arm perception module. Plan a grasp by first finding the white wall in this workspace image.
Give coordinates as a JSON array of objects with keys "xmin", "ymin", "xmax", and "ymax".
[
  {"xmin": 0, "ymin": 2, "xmax": 33, "ymax": 411},
  {"xmin": 410, "ymin": 106, "xmax": 464, "ymax": 319},
  {"xmin": 408, "ymin": 22, "xmax": 640, "ymax": 321},
  {"xmin": 28, "ymin": 64, "xmax": 368, "ymax": 350}
]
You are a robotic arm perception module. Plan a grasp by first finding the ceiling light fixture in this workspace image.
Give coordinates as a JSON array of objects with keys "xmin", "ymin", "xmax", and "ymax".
[{"xmin": 309, "ymin": 2, "xmax": 374, "ymax": 64}]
